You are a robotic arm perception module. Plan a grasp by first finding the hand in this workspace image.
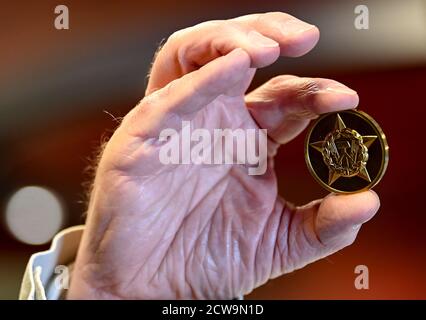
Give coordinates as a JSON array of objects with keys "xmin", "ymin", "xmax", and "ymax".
[{"xmin": 68, "ymin": 12, "xmax": 380, "ymax": 299}]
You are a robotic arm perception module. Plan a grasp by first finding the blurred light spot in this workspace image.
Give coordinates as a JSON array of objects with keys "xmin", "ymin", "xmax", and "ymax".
[{"xmin": 5, "ymin": 186, "xmax": 65, "ymax": 245}]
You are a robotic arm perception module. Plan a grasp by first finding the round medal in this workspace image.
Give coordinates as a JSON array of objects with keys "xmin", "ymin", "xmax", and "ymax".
[{"xmin": 305, "ymin": 110, "xmax": 389, "ymax": 194}]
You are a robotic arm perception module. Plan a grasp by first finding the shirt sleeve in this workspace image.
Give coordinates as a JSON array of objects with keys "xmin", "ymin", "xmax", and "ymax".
[
  {"xmin": 19, "ymin": 224, "xmax": 244, "ymax": 300},
  {"xmin": 19, "ymin": 225, "xmax": 85, "ymax": 300}
]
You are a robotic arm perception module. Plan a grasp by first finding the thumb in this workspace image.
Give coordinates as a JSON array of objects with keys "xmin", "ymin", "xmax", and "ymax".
[
  {"xmin": 266, "ymin": 191, "xmax": 380, "ymax": 279},
  {"xmin": 316, "ymin": 191, "xmax": 380, "ymax": 246}
]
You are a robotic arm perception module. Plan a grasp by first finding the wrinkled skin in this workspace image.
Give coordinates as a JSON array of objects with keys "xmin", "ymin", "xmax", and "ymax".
[{"xmin": 68, "ymin": 12, "xmax": 380, "ymax": 299}]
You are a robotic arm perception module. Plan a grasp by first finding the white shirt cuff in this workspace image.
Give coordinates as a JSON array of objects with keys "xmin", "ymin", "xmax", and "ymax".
[{"xmin": 19, "ymin": 225, "xmax": 84, "ymax": 300}]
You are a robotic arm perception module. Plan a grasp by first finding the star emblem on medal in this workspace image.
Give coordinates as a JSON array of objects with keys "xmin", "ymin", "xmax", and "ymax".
[
  {"xmin": 309, "ymin": 114, "xmax": 378, "ymax": 186},
  {"xmin": 305, "ymin": 109, "xmax": 389, "ymax": 194}
]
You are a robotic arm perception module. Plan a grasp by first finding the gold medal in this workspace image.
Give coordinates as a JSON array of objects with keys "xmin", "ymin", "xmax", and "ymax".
[{"xmin": 305, "ymin": 110, "xmax": 389, "ymax": 194}]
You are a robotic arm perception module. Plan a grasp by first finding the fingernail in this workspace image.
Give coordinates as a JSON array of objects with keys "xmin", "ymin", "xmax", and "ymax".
[
  {"xmin": 352, "ymin": 224, "xmax": 361, "ymax": 230},
  {"xmin": 248, "ymin": 30, "xmax": 279, "ymax": 48},
  {"xmin": 325, "ymin": 87, "xmax": 358, "ymax": 95},
  {"xmin": 280, "ymin": 20, "xmax": 316, "ymax": 35}
]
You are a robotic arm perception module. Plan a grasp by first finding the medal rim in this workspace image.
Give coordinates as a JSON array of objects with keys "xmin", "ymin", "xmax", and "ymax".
[{"xmin": 304, "ymin": 109, "xmax": 389, "ymax": 194}]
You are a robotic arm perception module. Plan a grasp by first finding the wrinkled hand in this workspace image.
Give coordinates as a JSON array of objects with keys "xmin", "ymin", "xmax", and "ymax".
[{"xmin": 68, "ymin": 12, "xmax": 380, "ymax": 299}]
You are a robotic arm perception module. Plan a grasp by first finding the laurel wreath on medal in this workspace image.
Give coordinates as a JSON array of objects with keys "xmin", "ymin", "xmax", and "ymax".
[{"xmin": 322, "ymin": 128, "xmax": 369, "ymax": 176}]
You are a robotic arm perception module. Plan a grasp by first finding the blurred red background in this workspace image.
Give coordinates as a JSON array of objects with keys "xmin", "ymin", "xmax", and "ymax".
[{"xmin": 0, "ymin": 0, "xmax": 425, "ymax": 299}]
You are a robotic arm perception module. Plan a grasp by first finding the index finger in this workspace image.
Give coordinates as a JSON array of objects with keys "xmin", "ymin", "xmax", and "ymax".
[{"xmin": 147, "ymin": 12, "xmax": 319, "ymax": 94}]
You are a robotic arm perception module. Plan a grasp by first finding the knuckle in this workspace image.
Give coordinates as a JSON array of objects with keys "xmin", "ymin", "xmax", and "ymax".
[
  {"xmin": 167, "ymin": 19, "xmax": 225, "ymax": 45},
  {"xmin": 139, "ymin": 90, "xmax": 164, "ymax": 112},
  {"xmin": 166, "ymin": 29, "xmax": 186, "ymax": 46},
  {"xmin": 167, "ymin": 20, "xmax": 228, "ymax": 69},
  {"xmin": 267, "ymin": 75, "xmax": 297, "ymax": 88},
  {"xmin": 199, "ymin": 19, "xmax": 225, "ymax": 30},
  {"xmin": 297, "ymin": 79, "xmax": 321, "ymax": 98},
  {"xmin": 225, "ymin": 19, "xmax": 246, "ymax": 32},
  {"xmin": 295, "ymin": 79, "xmax": 322, "ymax": 114}
]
